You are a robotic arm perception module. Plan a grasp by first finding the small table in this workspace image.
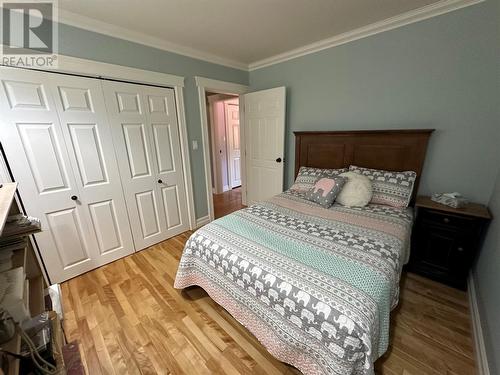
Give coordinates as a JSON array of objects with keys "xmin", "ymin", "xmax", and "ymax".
[{"xmin": 408, "ymin": 196, "xmax": 491, "ymax": 290}]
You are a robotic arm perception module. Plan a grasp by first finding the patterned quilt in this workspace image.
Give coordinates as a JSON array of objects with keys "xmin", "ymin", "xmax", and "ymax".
[{"xmin": 174, "ymin": 190, "xmax": 413, "ymax": 375}]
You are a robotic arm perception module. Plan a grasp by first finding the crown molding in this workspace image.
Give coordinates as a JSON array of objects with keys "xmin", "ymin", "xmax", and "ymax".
[
  {"xmin": 57, "ymin": 9, "xmax": 248, "ymax": 71},
  {"xmin": 248, "ymin": 0, "xmax": 485, "ymax": 71}
]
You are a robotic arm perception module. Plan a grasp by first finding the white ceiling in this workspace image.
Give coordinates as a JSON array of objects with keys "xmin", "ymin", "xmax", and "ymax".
[{"xmin": 57, "ymin": 0, "xmax": 479, "ymax": 70}]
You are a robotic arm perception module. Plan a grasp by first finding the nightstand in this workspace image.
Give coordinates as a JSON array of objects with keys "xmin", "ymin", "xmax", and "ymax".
[{"xmin": 408, "ymin": 196, "xmax": 491, "ymax": 290}]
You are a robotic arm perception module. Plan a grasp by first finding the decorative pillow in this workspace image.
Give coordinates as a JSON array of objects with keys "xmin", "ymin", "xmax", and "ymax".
[
  {"xmin": 349, "ymin": 165, "xmax": 416, "ymax": 208},
  {"xmin": 304, "ymin": 177, "xmax": 346, "ymax": 208},
  {"xmin": 336, "ymin": 172, "xmax": 373, "ymax": 207},
  {"xmin": 291, "ymin": 167, "xmax": 348, "ymax": 192}
]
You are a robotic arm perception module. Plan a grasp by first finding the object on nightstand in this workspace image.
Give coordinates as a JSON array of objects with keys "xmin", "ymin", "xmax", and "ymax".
[
  {"xmin": 431, "ymin": 192, "xmax": 469, "ymax": 208},
  {"xmin": 409, "ymin": 196, "xmax": 491, "ymax": 289}
]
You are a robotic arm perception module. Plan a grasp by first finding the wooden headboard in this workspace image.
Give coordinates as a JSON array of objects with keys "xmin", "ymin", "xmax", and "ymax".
[{"xmin": 294, "ymin": 129, "xmax": 434, "ymax": 203}]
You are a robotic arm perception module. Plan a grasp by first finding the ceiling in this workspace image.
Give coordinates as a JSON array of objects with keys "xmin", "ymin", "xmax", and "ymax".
[{"xmin": 57, "ymin": 0, "xmax": 475, "ymax": 70}]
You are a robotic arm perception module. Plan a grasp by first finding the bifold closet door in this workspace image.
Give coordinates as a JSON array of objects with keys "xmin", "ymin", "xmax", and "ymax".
[
  {"xmin": 102, "ymin": 81, "xmax": 189, "ymax": 249},
  {"xmin": 0, "ymin": 67, "xmax": 134, "ymax": 283}
]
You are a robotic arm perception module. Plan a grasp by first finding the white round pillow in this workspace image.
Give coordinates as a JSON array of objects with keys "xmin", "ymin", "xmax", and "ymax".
[{"xmin": 336, "ymin": 172, "xmax": 373, "ymax": 207}]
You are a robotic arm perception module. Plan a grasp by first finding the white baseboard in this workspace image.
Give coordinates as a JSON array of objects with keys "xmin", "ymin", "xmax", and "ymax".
[
  {"xmin": 195, "ymin": 215, "xmax": 211, "ymax": 228},
  {"xmin": 468, "ymin": 273, "xmax": 491, "ymax": 375}
]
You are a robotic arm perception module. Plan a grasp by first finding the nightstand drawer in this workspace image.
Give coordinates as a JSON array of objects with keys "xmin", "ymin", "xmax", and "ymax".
[{"xmin": 418, "ymin": 209, "xmax": 479, "ymax": 232}]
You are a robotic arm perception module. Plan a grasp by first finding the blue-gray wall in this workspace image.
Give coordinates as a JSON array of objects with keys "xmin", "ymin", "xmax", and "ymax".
[
  {"xmin": 55, "ymin": 23, "xmax": 248, "ymax": 219},
  {"xmin": 249, "ymin": 0, "xmax": 500, "ymax": 205},
  {"xmin": 474, "ymin": 167, "xmax": 500, "ymax": 374}
]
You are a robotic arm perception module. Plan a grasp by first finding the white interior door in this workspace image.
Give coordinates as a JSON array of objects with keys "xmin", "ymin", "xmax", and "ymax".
[
  {"xmin": 0, "ymin": 67, "xmax": 134, "ymax": 283},
  {"xmin": 103, "ymin": 81, "xmax": 189, "ymax": 249},
  {"xmin": 225, "ymin": 101, "xmax": 241, "ymax": 188},
  {"xmin": 50, "ymin": 74, "xmax": 135, "ymax": 265},
  {"xmin": 243, "ymin": 87, "xmax": 286, "ymax": 205}
]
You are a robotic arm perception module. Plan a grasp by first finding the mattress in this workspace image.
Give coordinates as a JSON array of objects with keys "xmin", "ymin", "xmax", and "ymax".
[{"xmin": 174, "ymin": 190, "xmax": 413, "ymax": 375}]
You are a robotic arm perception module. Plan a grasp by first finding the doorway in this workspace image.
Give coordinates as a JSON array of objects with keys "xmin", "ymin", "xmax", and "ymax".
[{"xmin": 206, "ymin": 92, "xmax": 245, "ymax": 218}]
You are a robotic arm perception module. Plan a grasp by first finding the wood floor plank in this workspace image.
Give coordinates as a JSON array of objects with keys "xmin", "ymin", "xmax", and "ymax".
[{"xmin": 61, "ymin": 190, "xmax": 476, "ymax": 375}]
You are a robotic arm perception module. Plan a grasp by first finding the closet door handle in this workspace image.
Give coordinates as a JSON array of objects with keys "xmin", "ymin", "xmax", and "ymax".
[
  {"xmin": 70, "ymin": 195, "xmax": 78, "ymax": 201},
  {"xmin": 276, "ymin": 157, "xmax": 282, "ymax": 163},
  {"xmin": 157, "ymin": 179, "xmax": 163, "ymax": 184}
]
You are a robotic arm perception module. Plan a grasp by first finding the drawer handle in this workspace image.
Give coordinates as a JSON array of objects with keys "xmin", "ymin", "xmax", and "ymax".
[
  {"xmin": 457, "ymin": 247, "xmax": 464, "ymax": 252},
  {"xmin": 443, "ymin": 217, "xmax": 450, "ymax": 224}
]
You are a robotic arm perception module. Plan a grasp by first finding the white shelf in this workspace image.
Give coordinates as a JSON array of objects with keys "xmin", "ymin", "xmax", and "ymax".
[{"xmin": 0, "ymin": 182, "xmax": 17, "ymax": 235}]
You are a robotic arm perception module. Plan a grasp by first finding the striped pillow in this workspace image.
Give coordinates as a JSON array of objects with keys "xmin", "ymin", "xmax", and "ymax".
[
  {"xmin": 348, "ymin": 165, "xmax": 416, "ymax": 208},
  {"xmin": 291, "ymin": 167, "xmax": 348, "ymax": 192}
]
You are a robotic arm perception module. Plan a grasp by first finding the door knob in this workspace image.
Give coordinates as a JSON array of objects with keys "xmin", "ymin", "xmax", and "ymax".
[
  {"xmin": 158, "ymin": 179, "xmax": 163, "ymax": 184},
  {"xmin": 71, "ymin": 195, "xmax": 78, "ymax": 201},
  {"xmin": 275, "ymin": 157, "xmax": 282, "ymax": 163}
]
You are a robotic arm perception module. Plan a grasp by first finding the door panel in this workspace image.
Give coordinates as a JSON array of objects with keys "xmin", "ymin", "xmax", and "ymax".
[
  {"xmin": 152, "ymin": 123, "xmax": 174, "ymax": 173},
  {"xmin": 243, "ymin": 87, "xmax": 286, "ymax": 205},
  {"xmin": 58, "ymin": 86, "xmax": 93, "ymax": 112},
  {"xmin": 88, "ymin": 200, "xmax": 123, "ymax": 254},
  {"xmin": 103, "ymin": 81, "xmax": 189, "ymax": 249},
  {"xmin": 148, "ymin": 95, "xmax": 168, "ymax": 113},
  {"xmin": 135, "ymin": 190, "xmax": 161, "ymax": 238},
  {"xmin": 47, "ymin": 208, "xmax": 90, "ymax": 267},
  {"xmin": 0, "ymin": 67, "xmax": 134, "ymax": 283},
  {"xmin": 67, "ymin": 124, "xmax": 108, "ymax": 186},
  {"xmin": 116, "ymin": 92, "xmax": 142, "ymax": 113},
  {"xmin": 161, "ymin": 185, "xmax": 181, "ymax": 229},
  {"xmin": 122, "ymin": 123, "xmax": 152, "ymax": 178},
  {"xmin": 3, "ymin": 80, "xmax": 48, "ymax": 109},
  {"xmin": 17, "ymin": 123, "xmax": 70, "ymax": 194}
]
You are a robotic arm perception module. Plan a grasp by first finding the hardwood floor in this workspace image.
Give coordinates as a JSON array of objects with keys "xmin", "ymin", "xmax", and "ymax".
[
  {"xmin": 61, "ymin": 231, "xmax": 476, "ymax": 375},
  {"xmin": 213, "ymin": 187, "xmax": 245, "ymax": 219}
]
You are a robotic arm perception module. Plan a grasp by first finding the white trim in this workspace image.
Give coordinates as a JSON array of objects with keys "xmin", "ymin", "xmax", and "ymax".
[
  {"xmin": 195, "ymin": 76, "xmax": 249, "ymax": 223},
  {"xmin": 195, "ymin": 215, "xmax": 211, "ymax": 228},
  {"xmin": 238, "ymin": 97, "xmax": 247, "ymax": 206},
  {"xmin": 207, "ymin": 96, "xmax": 222, "ymax": 194},
  {"xmin": 468, "ymin": 273, "xmax": 491, "ymax": 375},
  {"xmin": 249, "ymin": 0, "xmax": 485, "ymax": 70},
  {"xmin": 195, "ymin": 77, "xmax": 249, "ymax": 95},
  {"xmin": 174, "ymin": 86, "xmax": 196, "ymax": 230},
  {"xmin": 1, "ymin": 49, "xmax": 185, "ymax": 87},
  {"xmin": 57, "ymin": 9, "xmax": 248, "ymax": 71}
]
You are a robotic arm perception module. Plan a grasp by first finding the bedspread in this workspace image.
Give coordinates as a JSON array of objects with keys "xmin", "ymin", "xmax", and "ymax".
[{"xmin": 174, "ymin": 191, "xmax": 413, "ymax": 375}]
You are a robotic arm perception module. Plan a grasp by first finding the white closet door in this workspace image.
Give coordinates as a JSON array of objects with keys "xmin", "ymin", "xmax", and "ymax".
[
  {"xmin": 102, "ymin": 81, "xmax": 189, "ymax": 249},
  {"xmin": 146, "ymin": 85, "xmax": 189, "ymax": 238},
  {"xmin": 49, "ymin": 74, "xmax": 135, "ymax": 265},
  {"xmin": 0, "ymin": 67, "xmax": 134, "ymax": 283}
]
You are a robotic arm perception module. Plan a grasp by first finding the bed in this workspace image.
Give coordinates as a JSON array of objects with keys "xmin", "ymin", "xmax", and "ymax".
[{"xmin": 175, "ymin": 129, "xmax": 433, "ymax": 375}]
